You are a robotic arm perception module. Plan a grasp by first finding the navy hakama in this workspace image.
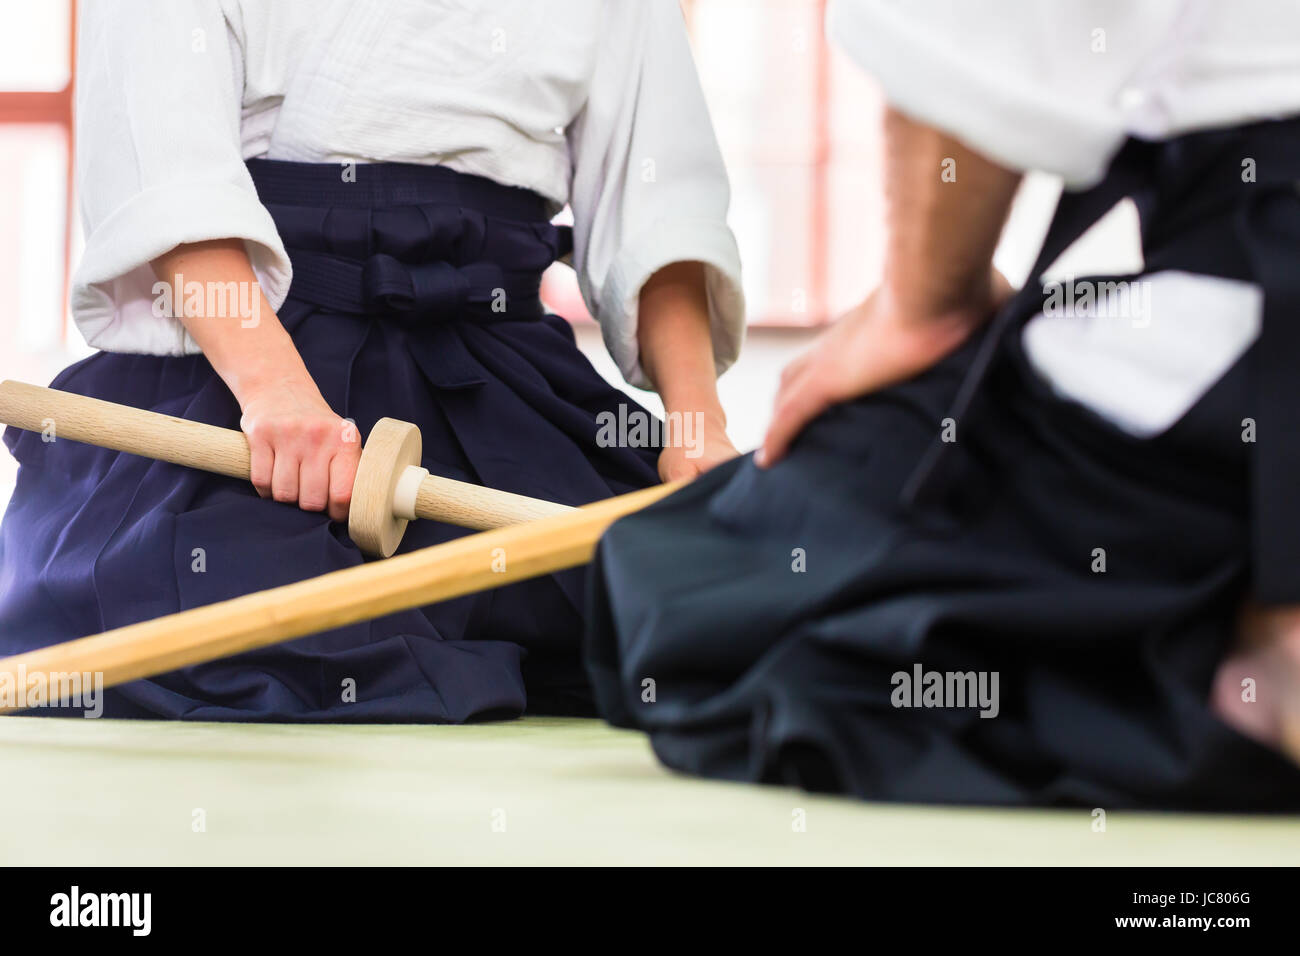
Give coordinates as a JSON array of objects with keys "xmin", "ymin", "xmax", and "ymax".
[
  {"xmin": 585, "ymin": 119, "xmax": 1300, "ymax": 809},
  {"xmin": 0, "ymin": 160, "xmax": 660, "ymax": 721}
]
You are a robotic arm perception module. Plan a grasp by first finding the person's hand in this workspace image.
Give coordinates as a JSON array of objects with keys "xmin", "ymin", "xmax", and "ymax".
[
  {"xmin": 756, "ymin": 270, "xmax": 1014, "ymax": 468},
  {"xmin": 238, "ymin": 373, "xmax": 361, "ymax": 521},
  {"xmin": 657, "ymin": 409, "xmax": 738, "ymax": 482},
  {"xmin": 147, "ymin": 240, "xmax": 362, "ymax": 521},
  {"xmin": 1211, "ymin": 600, "xmax": 1300, "ymax": 762}
]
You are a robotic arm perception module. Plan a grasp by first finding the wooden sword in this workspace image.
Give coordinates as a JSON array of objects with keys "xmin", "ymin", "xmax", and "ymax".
[
  {"xmin": 0, "ymin": 480, "xmax": 684, "ymax": 712},
  {"xmin": 0, "ymin": 379, "xmax": 574, "ymax": 557}
]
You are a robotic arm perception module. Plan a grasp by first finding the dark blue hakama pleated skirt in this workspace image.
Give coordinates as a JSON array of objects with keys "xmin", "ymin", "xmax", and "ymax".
[
  {"xmin": 0, "ymin": 160, "xmax": 661, "ymax": 721},
  {"xmin": 584, "ymin": 121, "xmax": 1300, "ymax": 810}
]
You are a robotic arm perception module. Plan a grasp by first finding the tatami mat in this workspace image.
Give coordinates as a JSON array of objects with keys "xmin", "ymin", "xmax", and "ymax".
[{"xmin": 1, "ymin": 716, "xmax": 1296, "ymax": 865}]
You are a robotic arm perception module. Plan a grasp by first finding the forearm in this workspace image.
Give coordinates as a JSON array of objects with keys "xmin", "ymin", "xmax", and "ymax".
[
  {"xmin": 880, "ymin": 107, "xmax": 1022, "ymax": 320},
  {"xmin": 150, "ymin": 239, "xmax": 316, "ymax": 407},
  {"xmin": 636, "ymin": 261, "xmax": 725, "ymax": 421},
  {"xmin": 758, "ymin": 109, "xmax": 1023, "ymax": 466},
  {"xmin": 151, "ymin": 239, "xmax": 356, "ymax": 517}
]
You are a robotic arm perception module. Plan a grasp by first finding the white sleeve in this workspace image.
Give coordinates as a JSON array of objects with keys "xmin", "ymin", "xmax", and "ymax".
[
  {"xmin": 71, "ymin": 0, "xmax": 291, "ymax": 355},
  {"xmin": 566, "ymin": 0, "xmax": 745, "ymax": 390},
  {"xmin": 827, "ymin": 0, "xmax": 1183, "ymax": 187}
]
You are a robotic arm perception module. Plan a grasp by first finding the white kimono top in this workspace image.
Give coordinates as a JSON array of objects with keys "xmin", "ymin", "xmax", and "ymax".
[{"xmin": 73, "ymin": 0, "xmax": 746, "ymax": 389}]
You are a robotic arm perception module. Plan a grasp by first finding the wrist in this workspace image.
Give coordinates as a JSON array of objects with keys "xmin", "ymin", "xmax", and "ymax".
[
  {"xmin": 227, "ymin": 348, "xmax": 315, "ymax": 409},
  {"xmin": 659, "ymin": 385, "xmax": 726, "ymax": 425},
  {"xmin": 877, "ymin": 267, "xmax": 1001, "ymax": 331}
]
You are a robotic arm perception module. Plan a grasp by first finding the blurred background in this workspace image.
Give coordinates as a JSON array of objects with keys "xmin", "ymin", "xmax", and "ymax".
[{"xmin": 0, "ymin": 0, "xmax": 1139, "ymax": 514}]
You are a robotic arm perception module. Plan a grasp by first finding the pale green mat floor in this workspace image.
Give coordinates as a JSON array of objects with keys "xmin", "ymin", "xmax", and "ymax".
[{"xmin": 1, "ymin": 716, "xmax": 1297, "ymax": 865}]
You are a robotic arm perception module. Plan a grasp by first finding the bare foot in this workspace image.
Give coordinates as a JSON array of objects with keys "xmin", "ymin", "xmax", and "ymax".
[{"xmin": 1212, "ymin": 603, "xmax": 1300, "ymax": 764}]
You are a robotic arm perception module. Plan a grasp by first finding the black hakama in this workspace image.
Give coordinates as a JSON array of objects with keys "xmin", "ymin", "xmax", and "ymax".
[
  {"xmin": 0, "ymin": 160, "xmax": 660, "ymax": 721},
  {"xmin": 584, "ymin": 119, "xmax": 1300, "ymax": 809}
]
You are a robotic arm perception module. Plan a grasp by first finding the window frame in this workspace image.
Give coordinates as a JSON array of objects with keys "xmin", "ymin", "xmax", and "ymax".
[{"xmin": 0, "ymin": 0, "xmax": 76, "ymax": 343}]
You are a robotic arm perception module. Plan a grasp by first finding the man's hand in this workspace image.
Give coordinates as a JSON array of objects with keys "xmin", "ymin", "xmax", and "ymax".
[{"xmin": 758, "ymin": 271, "xmax": 1013, "ymax": 467}]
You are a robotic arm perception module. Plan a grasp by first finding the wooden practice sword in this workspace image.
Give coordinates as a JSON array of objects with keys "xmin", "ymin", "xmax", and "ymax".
[
  {"xmin": 0, "ymin": 379, "xmax": 573, "ymax": 557},
  {"xmin": 0, "ymin": 480, "xmax": 684, "ymax": 712}
]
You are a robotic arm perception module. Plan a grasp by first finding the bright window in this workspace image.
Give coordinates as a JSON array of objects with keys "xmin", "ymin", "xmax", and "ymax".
[
  {"xmin": 0, "ymin": 0, "xmax": 76, "ymax": 502},
  {"xmin": 543, "ymin": 0, "xmax": 886, "ymax": 327}
]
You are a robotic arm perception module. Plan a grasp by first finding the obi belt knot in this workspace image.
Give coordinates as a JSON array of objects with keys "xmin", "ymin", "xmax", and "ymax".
[
  {"xmin": 263, "ymin": 201, "xmax": 573, "ymax": 327},
  {"xmin": 361, "ymin": 255, "xmax": 505, "ymax": 321}
]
